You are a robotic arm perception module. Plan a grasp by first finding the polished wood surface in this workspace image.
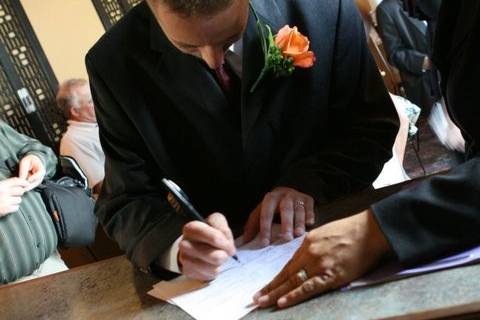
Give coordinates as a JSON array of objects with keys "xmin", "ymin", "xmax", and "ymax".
[
  {"xmin": 59, "ymin": 226, "xmax": 123, "ymax": 268},
  {"xmin": 2, "ymin": 180, "xmax": 479, "ymax": 320}
]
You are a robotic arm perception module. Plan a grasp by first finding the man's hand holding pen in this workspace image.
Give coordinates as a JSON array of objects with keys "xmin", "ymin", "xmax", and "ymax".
[
  {"xmin": 179, "ymin": 213, "xmax": 236, "ymax": 281},
  {"xmin": 163, "ymin": 179, "xmax": 315, "ymax": 282}
]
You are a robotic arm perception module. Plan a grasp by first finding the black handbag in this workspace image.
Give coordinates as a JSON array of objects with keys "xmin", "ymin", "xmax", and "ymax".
[{"xmin": 6, "ymin": 156, "xmax": 97, "ymax": 248}]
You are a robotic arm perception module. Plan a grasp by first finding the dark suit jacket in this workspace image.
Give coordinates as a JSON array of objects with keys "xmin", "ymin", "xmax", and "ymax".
[
  {"xmin": 86, "ymin": 0, "xmax": 398, "ymax": 272},
  {"xmin": 376, "ymin": 0, "xmax": 441, "ymax": 110},
  {"xmin": 373, "ymin": 0, "xmax": 480, "ymax": 266}
]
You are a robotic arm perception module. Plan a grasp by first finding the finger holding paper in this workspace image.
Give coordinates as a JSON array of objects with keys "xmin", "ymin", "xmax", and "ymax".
[
  {"xmin": 18, "ymin": 154, "xmax": 46, "ymax": 191},
  {"xmin": 180, "ymin": 212, "xmax": 236, "ymax": 281},
  {"xmin": 253, "ymin": 210, "xmax": 392, "ymax": 308},
  {"xmin": 0, "ymin": 178, "xmax": 29, "ymax": 216}
]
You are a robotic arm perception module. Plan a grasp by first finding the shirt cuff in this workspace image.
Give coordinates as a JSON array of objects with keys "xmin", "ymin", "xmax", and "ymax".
[{"xmin": 158, "ymin": 235, "xmax": 182, "ymax": 273}]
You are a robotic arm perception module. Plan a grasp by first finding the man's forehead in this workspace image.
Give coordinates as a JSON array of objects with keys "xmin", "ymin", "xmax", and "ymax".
[{"xmin": 74, "ymin": 84, "xmax": 91, "ymax": 96}]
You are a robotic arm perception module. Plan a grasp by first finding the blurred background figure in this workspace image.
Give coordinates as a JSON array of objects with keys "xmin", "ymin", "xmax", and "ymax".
[
  {"xmin": 57, "ymin": 79, "xmax": 105, "ymax": 194},
  {"xmin": 355, "ymin": 0, "xmax": 465, "ymax": 180},
  {"xmin": 376, "ymin": 0, "xmax": 440, "ymax": 114},
  {"xmin": 376, "ymin": 0, "xmax": 465, "ymax": 155}
]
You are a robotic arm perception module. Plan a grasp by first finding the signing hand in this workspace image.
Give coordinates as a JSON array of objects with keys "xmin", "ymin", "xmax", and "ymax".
[
  {"xmin": 18, "ymin": 154, "xmax": 46, "ymax": 192},
  {"xmin": 0, "ymin": 178, "xmax": 29, "ymax": 217},
  {"xmin": 253, "ymin": 209, "xmax": 391, "ymax": 309},
  {"xmin": 179, "ymin": 213, "xmax": 236, "ymax": 281},
  {"xmin": 243, "ymin": 187, "xmax": 315, "ymax": 246}
]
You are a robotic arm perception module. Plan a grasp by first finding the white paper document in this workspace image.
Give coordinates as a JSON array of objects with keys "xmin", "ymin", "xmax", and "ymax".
[
  {"xmin": 148, "ymin": 235, "xmax": 304, "ymax": 320},
  {"xmin": 149, "ymin": 229, "xmax": 480, "ymax": 320},
  {"xmin": 347, "ymin": 245, "xmax": 480, "ymax": 289}
]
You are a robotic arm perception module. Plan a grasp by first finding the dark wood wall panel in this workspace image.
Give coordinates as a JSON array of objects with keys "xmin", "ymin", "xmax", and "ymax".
[
  {"xmin": 92, "ymin": 0, "xmax": 143, "ymax": 30},
  {"xmin": 0, "ymin": 56, "xmax": 34, "ymax": 137},
  {"xmin": 0, "ymin": 0, "xmax": 64, "ymax": 149}
]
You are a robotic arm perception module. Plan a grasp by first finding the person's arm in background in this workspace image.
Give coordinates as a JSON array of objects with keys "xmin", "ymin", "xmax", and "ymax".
[
  {"xmin": 0, "ymin": 121, "xmax": 57, "ymax": 185},
  {"xmin": 0, "ymin": 120, "xmax": 56, "ymax": 215},
  {"xmin": 373, "ymin": 159, "xmax": 480, "ymax": 265},
  {"xmin": 376, "ymin": 4, "xmax": 429, "ymax": 75}
]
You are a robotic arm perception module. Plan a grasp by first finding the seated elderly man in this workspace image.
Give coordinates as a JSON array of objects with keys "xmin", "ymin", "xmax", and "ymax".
[
  {"xmin": 0, "ymin": 120, "xmax": 67, "ymax": 284},
  {"xmin": 57, "ymin": 79, "xmax": 104, "ymax": 193}
]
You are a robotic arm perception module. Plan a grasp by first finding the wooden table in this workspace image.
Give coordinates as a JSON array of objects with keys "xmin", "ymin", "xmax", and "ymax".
[{"xmin": 2, "ymin": 180, "xmax": 480, "ymax": 320}]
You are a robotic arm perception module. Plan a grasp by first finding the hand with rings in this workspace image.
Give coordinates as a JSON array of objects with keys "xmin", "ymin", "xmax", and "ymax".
[
  {"xmin": 242, "ymin": 187, "xmax": 315, "ymax": 246},
  {"xmin": 253, "ymin": 210, "xmax": 392, "ymax": 308}
]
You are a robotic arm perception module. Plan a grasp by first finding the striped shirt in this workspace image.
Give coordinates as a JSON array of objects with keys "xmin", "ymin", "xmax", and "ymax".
[{"xmin": 0, "ymin": 120, "xmax": 58, "ymax": 284}]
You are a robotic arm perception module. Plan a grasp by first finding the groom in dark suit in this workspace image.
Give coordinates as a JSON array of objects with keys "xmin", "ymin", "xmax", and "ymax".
[{"xmin": 86, "ymin": 0, "xmax": 398, "ymax": 280}]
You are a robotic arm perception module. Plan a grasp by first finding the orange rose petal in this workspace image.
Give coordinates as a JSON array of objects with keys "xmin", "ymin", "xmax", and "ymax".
[
  {"xmin": 274, "ymin": 25, "xmax": 316, "ymax": 68},
  {"xmin": 292, "ymin": 51, "xmax": 316, "ymax": 68},
  {"xmin": 275, "ymin": 25, "xmax": 293, "ymax": 50},
  {"xmin": 287, "ymin": 27, "xmax": 310, "ymax": 53}
]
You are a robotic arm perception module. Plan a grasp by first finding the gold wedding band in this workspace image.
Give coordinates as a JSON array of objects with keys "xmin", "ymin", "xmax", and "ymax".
[{"xmin": 296, "ymin": 268, "xmax": 309, "ymax": 282}]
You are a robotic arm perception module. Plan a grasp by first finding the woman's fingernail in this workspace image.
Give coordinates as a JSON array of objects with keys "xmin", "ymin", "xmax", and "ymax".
[
  {"xmin": 261, "ymin": 238, "xmax": 270, "ymax": 246},
  {"xmin": 253, "ymin": 292, "xmax": 261, "ymax": 301},
  {"xmin": 278, "ymin": 297, "xmax": 287, "ymax": 307},
  {"xmin": 258, "ymin": 296, "xmax": 269, "ymax": 305}
]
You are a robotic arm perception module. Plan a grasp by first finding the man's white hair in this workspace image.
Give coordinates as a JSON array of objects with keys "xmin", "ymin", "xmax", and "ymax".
[{"xmin": 56, "ymin": 78, "xmax": 88, "ymax": 119}]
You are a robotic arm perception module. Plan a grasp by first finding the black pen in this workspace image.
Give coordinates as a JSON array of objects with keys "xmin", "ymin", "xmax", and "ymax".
[{"xmin": 161, "ymin": 178, "xmax": 239, "ymax": 262}]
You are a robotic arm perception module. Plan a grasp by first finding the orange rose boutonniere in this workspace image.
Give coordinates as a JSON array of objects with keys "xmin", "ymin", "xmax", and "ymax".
[
  {"xmin": 250, "ymin": 7, "xmax": 316, "ymax": 92},
  {"xmin": 275, "ymin": 26, "xmax": 316, "ymax": 68}
]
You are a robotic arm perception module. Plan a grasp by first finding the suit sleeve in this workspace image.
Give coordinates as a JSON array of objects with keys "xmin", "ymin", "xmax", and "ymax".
[
  {"xmin": 376, "ymin": 5, "xmax": 427, "ymax": 75},
  {"xmin": 372, "ymin": 157, "xmax": 480, "ymax": 266},
  {"xmin": 86, "ymin": 55, "xmax": 188, "ymax": 272},
  {"xmin": 277, "ymin": 0, "xmax": 399, "ymax": 203}
]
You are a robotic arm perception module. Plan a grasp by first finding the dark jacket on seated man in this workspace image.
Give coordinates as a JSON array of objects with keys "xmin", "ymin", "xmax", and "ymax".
[
  {"xmin": 0, "ymin": 120, "xmax": 58, "ymax": 284},
  {"xmin": 373, "ymin": 0, "xmax": 480, "ymax": 266},
  {"xmin": 87, "ymin": 0, "xmax": 399, "ymax": 273}
]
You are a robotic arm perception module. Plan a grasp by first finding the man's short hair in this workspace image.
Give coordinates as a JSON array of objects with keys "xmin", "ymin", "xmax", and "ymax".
[
  {"xmin": 56, "ymin": 78, "xmax": 88, "ymax": 120},
  {"xmin": 157, "ymin": 0, "xmax": 233, "ymax": 17}
]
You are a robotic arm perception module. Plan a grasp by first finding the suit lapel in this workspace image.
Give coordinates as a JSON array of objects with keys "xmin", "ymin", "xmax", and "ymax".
[{"xmin": 241, "ymin": 6, "xmax": 281, "ymax": 148}]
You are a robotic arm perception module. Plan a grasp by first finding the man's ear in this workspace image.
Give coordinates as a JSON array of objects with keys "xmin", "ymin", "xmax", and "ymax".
[{"xmin": 70, "ymin": 107, "xmax": 80, "ymax": 119}]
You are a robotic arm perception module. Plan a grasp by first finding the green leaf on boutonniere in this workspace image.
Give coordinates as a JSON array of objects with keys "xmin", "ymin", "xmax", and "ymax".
[{"xmin": 250, "ymin": 7, "xmax": 294, "ymax": 93}]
